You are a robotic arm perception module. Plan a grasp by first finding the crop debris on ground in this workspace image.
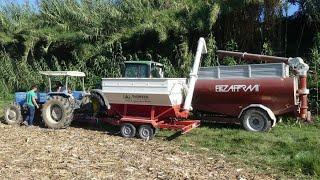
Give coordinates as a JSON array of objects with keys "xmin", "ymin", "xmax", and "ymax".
[{"xmin": 0, "ymin": 122, "xmax": 273, "ymax": 179}]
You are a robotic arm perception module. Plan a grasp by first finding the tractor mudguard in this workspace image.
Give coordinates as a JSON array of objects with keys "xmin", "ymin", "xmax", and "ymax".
[{"xmin": 90, "ymin": 89, "xmax": 111, "ymax": 109}]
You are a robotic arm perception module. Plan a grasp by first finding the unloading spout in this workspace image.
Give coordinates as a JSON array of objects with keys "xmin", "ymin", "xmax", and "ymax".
[{"xmin": 183, "ymin": 37, "xmax": 207, "ymax": 111}]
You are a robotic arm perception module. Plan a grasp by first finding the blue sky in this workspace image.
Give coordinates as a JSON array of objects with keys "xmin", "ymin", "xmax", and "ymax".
[
  {"xmin": 1, "ymin": 0, "xmax": 300, "ymax": 16},
  {"xmin": 0, "ymin": 0, "xmax": 38, "ymax": 7},
  {"xmin": 286, "ymin": 3, "xmax": 299, "ymax": 16}
]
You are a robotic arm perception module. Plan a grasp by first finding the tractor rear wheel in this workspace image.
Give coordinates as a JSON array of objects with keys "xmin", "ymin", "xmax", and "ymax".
[
  {"xmin": 90, "ymin": 93, "xmax": 106, "ymax": 117},
  {"xmin": 3, "ymin": 102, "xmax": 23, "ymax": 125},
  {"xmin": 42, "ymin": 96, "xmax": 74, "ymax": 129},
  {"xmin": 79, "ymin": 95, "xmax": 92, "ymax": 113},
  {"xmin": 241, "ymin": 108, "xmax": 272, "ymax": 132}
]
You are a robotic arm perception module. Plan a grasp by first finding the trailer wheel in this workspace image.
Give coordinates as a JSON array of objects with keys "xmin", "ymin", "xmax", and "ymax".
[
  {"xmin": 241, "ymin": 109, "xmax": 272, "ymax": 132},
  {"xmin": 42, "ymin": 96, "xmax": 74, "ymax": 129},
  {"xmin": 120, "ymin": 123, "xmax": 136, "ymax": 138},
  {"xmin": 137, "ymin": 125, "xmax": 155, "ymax": 140},
  {"xmin": 3, "ymin": 102, "xmax": 23, "ymax": 125}
]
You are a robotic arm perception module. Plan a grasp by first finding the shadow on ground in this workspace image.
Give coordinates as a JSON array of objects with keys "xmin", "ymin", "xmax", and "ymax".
[
  {"xmin": 71, "ymin": 120, "xmax": 120, "ymax": 136},
  {"xmin": 200, "ymin": 122, "xmax": 242, "ymax": 129},
  {"xmin": 1, "ymin": 114, "xmax": 244, "ymax": 140}
]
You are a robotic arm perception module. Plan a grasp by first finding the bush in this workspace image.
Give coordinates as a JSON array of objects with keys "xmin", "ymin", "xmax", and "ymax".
[
  {"xmin": 309, "ymin": 33, "xmax": 320, "ymax": 114},
  {"xmin": 0, "ymin": 0, "xmax": 220, "ymax": 95}
]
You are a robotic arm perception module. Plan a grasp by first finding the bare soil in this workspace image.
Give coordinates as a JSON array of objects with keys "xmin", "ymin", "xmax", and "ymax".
[{"xmin": 0, "ymin": 122, "xmax": 273, "ymax": 179}]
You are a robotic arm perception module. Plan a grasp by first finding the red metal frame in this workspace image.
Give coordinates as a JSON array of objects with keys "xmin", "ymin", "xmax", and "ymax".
[
  {"xmin": 298, "ymin": 75, "xmax": 309, "ymax": 121},
  {"xmin": 97, "ymin": 104, "xmax": 200, "ymax": 134}
]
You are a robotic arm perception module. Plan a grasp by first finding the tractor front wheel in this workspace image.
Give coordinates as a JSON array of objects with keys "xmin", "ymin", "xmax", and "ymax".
[
  {"xmin": 42, "ymin": 96, "xmax": 74, "ymax": 129},
  {"xmin": 3, "ymin": 102, "xmax": 23, "ymax": 125}
]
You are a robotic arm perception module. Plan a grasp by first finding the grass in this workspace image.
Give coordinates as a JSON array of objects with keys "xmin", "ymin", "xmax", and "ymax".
[
  {"xmin": 0, "ymin": 97, "xmax": 319, "ymax": 178},
  {"xmin": 157, "ymin": 119, "xmax": 320, "ymax": 178}
]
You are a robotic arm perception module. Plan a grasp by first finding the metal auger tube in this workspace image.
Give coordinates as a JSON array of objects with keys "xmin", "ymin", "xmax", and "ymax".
[
  {"xmin": 217, "ymin": 50, "xmax": 289, "ymax": 63},
  {"xmin": 183, "ymin": 37, "xmax": 207, "ymax": 111}
]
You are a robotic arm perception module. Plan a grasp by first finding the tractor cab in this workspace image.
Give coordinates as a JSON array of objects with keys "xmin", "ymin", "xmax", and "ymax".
[
  {"xmin": 39, "ymin": 71, "xmax": 88, "ymax": 100},
  {"xmin": 123, "ymin": 61, "xmax": 164, "ymax": 78}
]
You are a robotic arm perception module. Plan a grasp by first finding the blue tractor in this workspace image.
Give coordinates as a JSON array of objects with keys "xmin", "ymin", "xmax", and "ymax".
[{"xmin": 3, "ymin": 71, "xmax": 89, "ymax": 128}]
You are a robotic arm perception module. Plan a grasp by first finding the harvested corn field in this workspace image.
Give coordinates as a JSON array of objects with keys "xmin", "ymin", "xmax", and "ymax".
[{"xmin": 0, "ymin": 122, "xmax": 273, "ymax": 179}]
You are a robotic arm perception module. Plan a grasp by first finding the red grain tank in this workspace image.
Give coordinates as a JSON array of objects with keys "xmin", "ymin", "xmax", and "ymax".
[
  {"xmin": 192, "ymin": 51, "xmax": 311, "ymax": 132},
  {"xmin": 193, "ymin": 77, "xmax": 298, "ymax": 117}
]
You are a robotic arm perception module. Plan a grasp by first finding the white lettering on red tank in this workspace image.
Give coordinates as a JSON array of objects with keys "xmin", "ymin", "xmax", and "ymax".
[{"xmin": 215, "ymin": 84, "xmax": 260, "ymax": 92}]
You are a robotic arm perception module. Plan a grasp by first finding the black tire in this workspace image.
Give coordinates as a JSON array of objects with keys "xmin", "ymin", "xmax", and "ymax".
[
  {"xmin": 90, "ymin": 93, "xmax": 106, "ymax": 117},
  {"xmin": 3, "ymin": 102, "xmax": 23, "ymax": 125},
  {"xmin": 74, "ymin": 95, "xmax": 91, "ymax": 113},
  {"xmin": 120, "ymin": 123, "xmax": 136, "ymax": 138},
  {"xmin": 241, "ymin": 108, "xmax": 272, "ymax": 132},
  {"xmin": 42, "ymin": 96, "xmax": 74, "ymax": 129},
  {"xmin": 81, "ymin": 95, "xmax": 90, "ymax": 106},
  {"xmin": 64, "ymin": 98, "xmax": 76, "ymax": 126},
  {"xmin": 137, "ymin": 125, "xmax": 155, "ymax": 140}
]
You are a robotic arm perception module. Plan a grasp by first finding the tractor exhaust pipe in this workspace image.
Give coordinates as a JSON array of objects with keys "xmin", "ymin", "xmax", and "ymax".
[
  {"xmin": 217, "ymin": 50, "xmax": 311, "ymax": 122},
  {"xmin": 183, "ymin": 38, "xmax": 207, "ymax": 111}
]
